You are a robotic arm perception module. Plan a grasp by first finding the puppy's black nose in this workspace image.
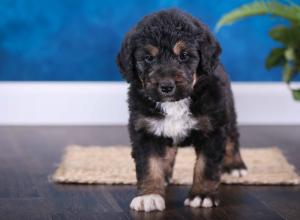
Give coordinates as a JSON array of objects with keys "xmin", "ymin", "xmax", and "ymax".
[{"xmin": 159, "ymin": 80, "xmax": 175, "ymax": 95}]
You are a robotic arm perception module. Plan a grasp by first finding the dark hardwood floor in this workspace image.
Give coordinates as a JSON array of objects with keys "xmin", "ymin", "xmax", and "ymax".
[{"xmin": 0, "ymin": 126, "xmax": 299, "ymax": 220}]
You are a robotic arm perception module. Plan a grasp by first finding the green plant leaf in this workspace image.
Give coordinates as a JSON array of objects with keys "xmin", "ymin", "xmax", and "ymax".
[
  {"xmin": 265, "ymin": 48, "xmax": 286, "ymax": 69},
  {"xmin": 294, "ymin": 47, "xmax": 300, "ymax": 68},
  {"xmin": 292, "ymin": 89, "xmax": 300, "ymax": 100},
  {"xmin": 284, "ymin": 47, "xmax": 296, "ymax": 61},
  {"xmin": 216, "ymin": 1, "xmax": 300, "ymax": 31},
  {"xmin": 269, "ymin": 25, "xmax": 300, "ymax": 46},
  {"xmin": 283, "ymin": 63, "xmax": 296, "ymax": 83},
  {"xmin": 269, "ymin": 26, "xmax": 289, "ymax": 41}
]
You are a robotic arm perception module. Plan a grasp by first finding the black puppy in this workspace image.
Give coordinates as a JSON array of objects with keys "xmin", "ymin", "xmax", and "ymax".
[{"xmin": 117, "ymin": 9, "xmax": 247, "ymax": 212}]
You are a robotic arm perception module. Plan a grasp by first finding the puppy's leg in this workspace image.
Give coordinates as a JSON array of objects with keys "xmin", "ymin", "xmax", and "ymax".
[
  {"xmin": 185, "ymin": 129, "xmax": 225, "ymax": 208},
  {"xmin": 163, "ymin": 146, "xmax": 177, "ymax": 185},
  {"xmin": 222, "ymin": 123, "xmax": 247, "ymax": 177},
  {"xmin": 130, "ymin": 141, "xmax": 167, "ymax": 212},
  {"xmin": 130, "ymin": 156, "xmax": 166, "ymax": 212},
  {"xmin": 220, "ymin": 80, "xmax": 247, "ymax": 177}
]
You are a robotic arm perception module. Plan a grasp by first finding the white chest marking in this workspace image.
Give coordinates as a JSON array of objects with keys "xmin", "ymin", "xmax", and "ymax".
[{"xmin": 146, "ymin": 98, "xmax": 197, "ymax": 144}]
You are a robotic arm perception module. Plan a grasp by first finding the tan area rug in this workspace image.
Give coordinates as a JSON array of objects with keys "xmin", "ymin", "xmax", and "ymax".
[{"xmin": 52, "ymin": 145, "xmax": 300, "ymax": 185}]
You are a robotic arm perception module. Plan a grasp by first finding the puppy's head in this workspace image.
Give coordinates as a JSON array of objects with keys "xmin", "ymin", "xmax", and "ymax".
[{"xmin": 117, "ymin": 9, "xmax": 221, "ymax": 102}]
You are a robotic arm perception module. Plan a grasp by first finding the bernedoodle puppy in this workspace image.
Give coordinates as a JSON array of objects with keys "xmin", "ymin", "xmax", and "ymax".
[{"xmin": 116, "ymin": 9, "xmax": 247, "ymax": 212}]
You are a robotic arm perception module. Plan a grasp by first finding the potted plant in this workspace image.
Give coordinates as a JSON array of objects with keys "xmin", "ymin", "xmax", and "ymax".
[{"xmin": 217, "ymin": 0, "xmax": 300, "ymax": 100}]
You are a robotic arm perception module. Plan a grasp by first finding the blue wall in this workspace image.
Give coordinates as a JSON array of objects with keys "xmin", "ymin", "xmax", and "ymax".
[{"xmin": 0, "ymin": 0, "xmax": 298, "ymax": 81}]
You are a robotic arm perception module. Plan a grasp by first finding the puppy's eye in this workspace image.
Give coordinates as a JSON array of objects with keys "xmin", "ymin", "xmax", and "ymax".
[
  {"xmin": 178, "ymin": 51, "xmax": 189, "ymax": 62},
  {"xmin": 144, "ymin": 55, "xmax": 154, "ymax": 64}
]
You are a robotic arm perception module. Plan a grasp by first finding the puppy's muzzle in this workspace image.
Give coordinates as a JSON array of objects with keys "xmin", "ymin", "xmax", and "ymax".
[{"xmin": 159, "ymin": 80, "xmax": 176, "ymax": 95}]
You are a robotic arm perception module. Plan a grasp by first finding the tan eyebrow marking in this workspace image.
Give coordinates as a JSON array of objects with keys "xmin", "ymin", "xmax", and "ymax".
[
  {"xmin": 173, "ymin": 41, "xmax": 185, "ymax": 55},
  {"xmin": 145, "ymin": 44, "xmax": 159, "ymax": 56}
]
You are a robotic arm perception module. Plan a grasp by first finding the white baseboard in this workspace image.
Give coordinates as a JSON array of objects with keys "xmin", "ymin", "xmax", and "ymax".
[{"xmin": 0, "ymin": 82, "xmax": 299, "ymax": 125}]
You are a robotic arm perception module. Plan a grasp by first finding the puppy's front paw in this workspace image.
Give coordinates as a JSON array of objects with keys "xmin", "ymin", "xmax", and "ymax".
[
  {"xmin": 229, "ymin": 168, "xmax": 248, "ymax": 177},
  {"xmin": 130, "ymin": 194, "xmax": 165, "ymax": 212},
  {"xmin": 222, "ymin": 161, "xmax": 248, "ymax": 177},
  {"xmin": 184, "ymin": 195, "xmax": 219, "ymax": 208}
]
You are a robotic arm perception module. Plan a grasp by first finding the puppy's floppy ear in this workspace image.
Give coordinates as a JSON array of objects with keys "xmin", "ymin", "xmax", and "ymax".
[
  {"xmin": 116, "ymin": 30, "xmax": 136, "ymax": 83},
  {"xmin": 192, "ymin": 19, "xmax": 222, "ymax": 76},
  {"xmin": 199, "ymin": 31, "xmax": 221, "ymax": 75}
]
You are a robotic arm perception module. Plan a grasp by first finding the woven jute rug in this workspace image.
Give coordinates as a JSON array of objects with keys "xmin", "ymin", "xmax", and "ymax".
[{"xmin": 52, "ymin": 145, "xmax": 300, "ymax": 185}]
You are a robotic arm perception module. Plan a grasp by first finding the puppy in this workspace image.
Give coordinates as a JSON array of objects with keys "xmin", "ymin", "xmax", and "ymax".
[{"xmin": 117, "ymin": 9, "xmax": 247, "ymax": 212}]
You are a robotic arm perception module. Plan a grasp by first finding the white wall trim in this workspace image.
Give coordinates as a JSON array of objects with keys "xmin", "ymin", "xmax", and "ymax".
[{"xmin": 0, "ymin": 82, "xmax": 299, "ymax": 125}]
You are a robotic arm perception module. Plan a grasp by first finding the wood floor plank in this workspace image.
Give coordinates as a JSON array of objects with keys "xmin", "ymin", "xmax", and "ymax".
[
  {"xmin": 0, "ymin": 126, "xmax": 299, "ymax": 220},
  {"xmin": 245, "ymin": 186, "xmax": 300, "ymax": 220},
  {"xmin": 164, "ymin": 185, "xmax": 285, "ymax": 220}
]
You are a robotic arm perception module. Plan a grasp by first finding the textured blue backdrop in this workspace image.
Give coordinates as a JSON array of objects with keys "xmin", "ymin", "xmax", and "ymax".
[{"xmin": 0, "ymin": 0, "xmax": 298, "ymax": 81}]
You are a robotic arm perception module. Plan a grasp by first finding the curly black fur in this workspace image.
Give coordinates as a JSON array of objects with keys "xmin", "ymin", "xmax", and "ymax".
[{"xmin": 117, "ymin": 8, "xmax": 246, "ymax": 209}]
